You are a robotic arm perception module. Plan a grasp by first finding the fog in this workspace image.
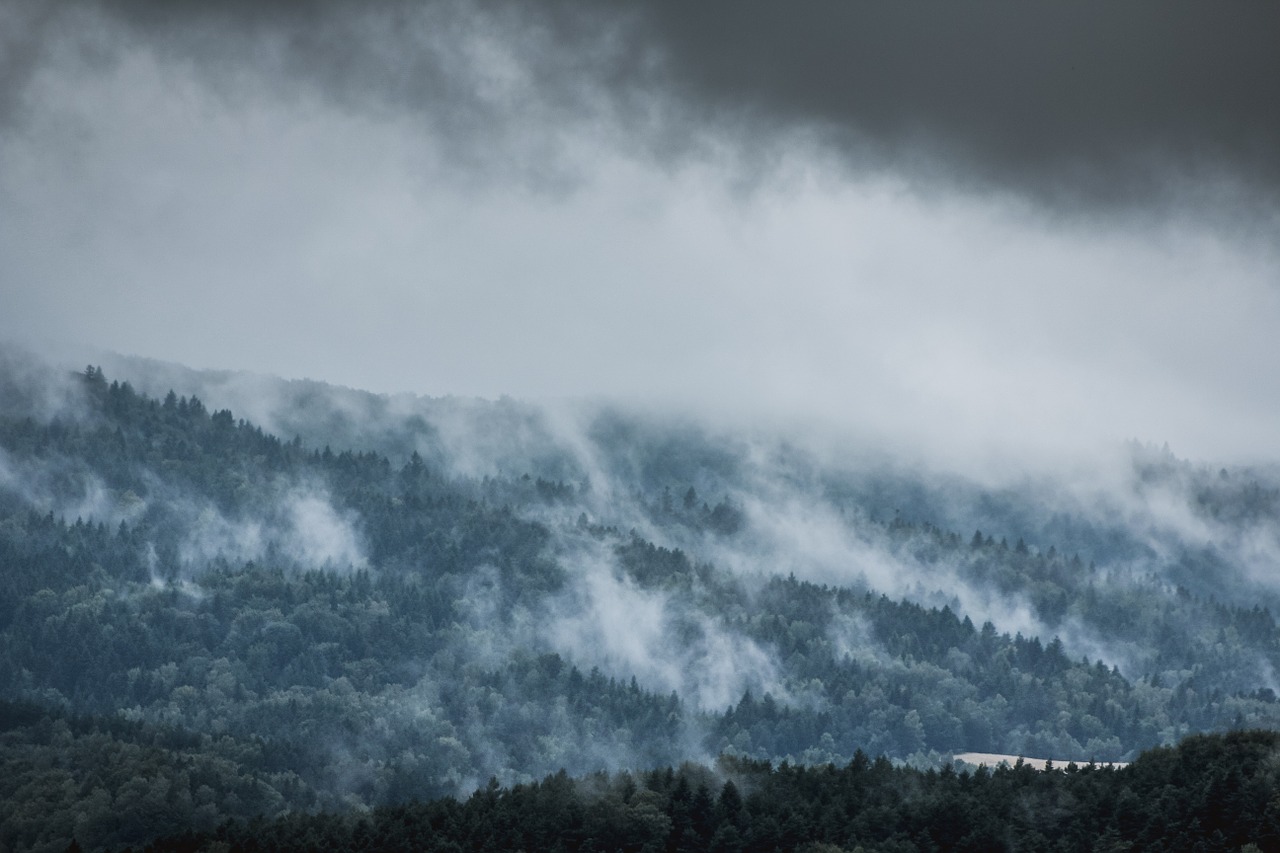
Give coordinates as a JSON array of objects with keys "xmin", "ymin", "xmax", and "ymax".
[
  {"xmin": 5, "ymin": 344, "xmax": 1280, "ymax": 791},
  {"xmin": 3, "ymin": 2, "xmax": 1280, "ymax": 792},
  {"xmin": 175, "ymin": 485, "xmax": 367, "ymax": 572},
  {"xmin": 2, "ymin": 1, "xmax": 1278, "ymax": 475}
]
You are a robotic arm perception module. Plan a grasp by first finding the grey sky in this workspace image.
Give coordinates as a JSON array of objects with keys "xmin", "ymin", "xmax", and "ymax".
[{"xmin": 1, "ymin": 1, "xmax": 1278, "ymax": 469}]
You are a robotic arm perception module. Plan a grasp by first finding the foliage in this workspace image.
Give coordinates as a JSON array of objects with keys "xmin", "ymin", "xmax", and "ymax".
[
  {"xmin": 134, "ymin": 730, "xmax": 1280, "ymax": 853},
  {"xmin": 4, "ymin": 365, "xmax": 1280, "ymax": 850}
]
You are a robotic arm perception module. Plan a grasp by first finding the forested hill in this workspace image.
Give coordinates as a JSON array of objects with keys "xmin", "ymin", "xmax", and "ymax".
[{"xmin": 3, "ymin": 353, "xmax": 1280, "ymax": 851}]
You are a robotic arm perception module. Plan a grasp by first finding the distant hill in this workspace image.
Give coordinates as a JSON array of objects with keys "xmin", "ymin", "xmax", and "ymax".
[{"xmin": 2, "ymin": 348, "xmax": 1280, "ymax": 851}]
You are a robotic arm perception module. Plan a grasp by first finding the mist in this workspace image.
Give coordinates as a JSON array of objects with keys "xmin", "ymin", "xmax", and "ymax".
[
  {"xmin": 3, "ymin": 3, "xmax": 1280, "ymax": 819},
  {"xmin": 1, "ymin": 1, "xmax": 1278, "ymax": 475},
  {"xmin": 6, "ymin": 343, "xmax": 1280, "ymax": 822}
]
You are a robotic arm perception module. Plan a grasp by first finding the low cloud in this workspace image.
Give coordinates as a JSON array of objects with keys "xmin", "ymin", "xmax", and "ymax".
[
  {"xmin": 2, "ymin": 3, "xmax": 1278, "ymax": 475},
  {"xmin": 546, "ymin": 537, "xmax": 786, "ymax": 712},
  {"xmin": 0, "ymin": 444, "xmax": 144, "ymax": 527},
  {"xmin": 178, "ymin": 485, "xmax": 367, "ymax": 572}
]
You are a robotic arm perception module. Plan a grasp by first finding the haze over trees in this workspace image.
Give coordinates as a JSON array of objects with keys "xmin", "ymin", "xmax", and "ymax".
[
  {"xmin": 1, "ymin": 350, "xmax": 1280, "ymax": 850},
  {"xmin": 2, "ymin": 0, "xmax": 1278, "ymax": 849}
]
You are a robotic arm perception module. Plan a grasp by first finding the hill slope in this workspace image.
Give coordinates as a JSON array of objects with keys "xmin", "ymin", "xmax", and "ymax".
[{"xmin": 3, "ymin": 351, "xmax": 1280, "ymax": 850}]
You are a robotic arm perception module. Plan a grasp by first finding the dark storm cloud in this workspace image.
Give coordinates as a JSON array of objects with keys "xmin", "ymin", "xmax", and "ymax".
[
  {"xmin": 6, "ymin": 1, "xmax": 1276, "ymax": 217},
  {"xmin": 6, "ymin": 0, "xmax": 662, "ymax": 187},
  {"xmin": 4, "ymin": 0, "xmax": 1280, "ymax": 470},
  {"xmin": 0, "ymin": 2, "xmax": 63, "ymax": 127},
  {"xmin": 634, "ymin": 1, "xmax": 1280, "ymax": 216}
]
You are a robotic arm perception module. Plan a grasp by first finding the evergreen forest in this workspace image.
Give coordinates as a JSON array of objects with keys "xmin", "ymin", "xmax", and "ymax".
[{"xmin": 3, "ymin": 350, "xmax": 1280, "ymax": 851}]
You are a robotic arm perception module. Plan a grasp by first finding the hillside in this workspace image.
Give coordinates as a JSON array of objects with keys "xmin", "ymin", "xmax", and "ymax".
[{"xmin": 3, "ymin": 352, "xmax": 1280, "ymax": 851}]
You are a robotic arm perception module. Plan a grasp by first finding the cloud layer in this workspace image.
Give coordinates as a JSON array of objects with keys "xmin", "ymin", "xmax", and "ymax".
[{"xmin": 2, "ymin": 1, "xmax": 1278, "ymax": 470}]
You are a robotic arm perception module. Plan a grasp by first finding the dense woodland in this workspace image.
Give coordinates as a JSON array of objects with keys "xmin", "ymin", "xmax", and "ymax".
[
  {"xmin": 134, "ymin": 730, "xmax": 1280, "ymax": 852},
  {"xmin": 3, "ymin": 357, "xmax": 1280, "ymax": 851}
]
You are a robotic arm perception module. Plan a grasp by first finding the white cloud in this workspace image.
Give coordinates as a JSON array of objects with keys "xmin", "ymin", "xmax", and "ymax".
[
  {"xmin": 177, "ymin": 486, "xmax": 366, "ymax": 571},
  {"xmin": 2, "ymin": 6, "xmax": 1278, "ymax": 477}
]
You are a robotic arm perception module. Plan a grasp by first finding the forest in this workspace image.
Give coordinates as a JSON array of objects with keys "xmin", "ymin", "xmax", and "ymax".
[
  {"xmin": 3, "ymin": 352, "xmax": 1280, "ymax": 851},
  {"xmin": 129, "ymin": 730, "xmax": 1280, "ymax": 852}
]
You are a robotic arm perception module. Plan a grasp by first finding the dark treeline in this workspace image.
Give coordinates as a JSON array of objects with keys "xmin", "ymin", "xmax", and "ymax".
[{"xmin": 134, "ymin": 730, "xmax": 1280, "ymax": 853}]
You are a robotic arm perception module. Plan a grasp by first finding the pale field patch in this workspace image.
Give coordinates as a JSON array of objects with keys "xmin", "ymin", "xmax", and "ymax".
[{"xmin": 953, "ymin": 752, "xmax": 1129, "ymax": 771}]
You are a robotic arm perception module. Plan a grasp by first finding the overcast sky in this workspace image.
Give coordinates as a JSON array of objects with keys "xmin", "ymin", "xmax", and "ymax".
[{"xmin": 2, "ymin": 1, "xmax": 1278, "ymax": 469}]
